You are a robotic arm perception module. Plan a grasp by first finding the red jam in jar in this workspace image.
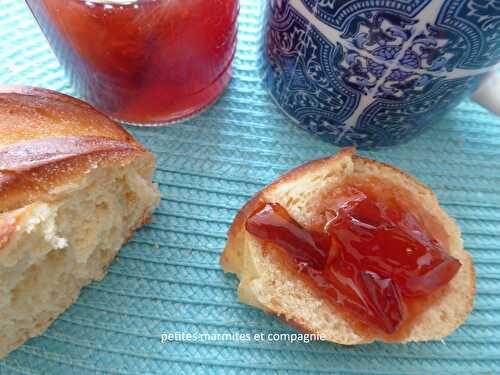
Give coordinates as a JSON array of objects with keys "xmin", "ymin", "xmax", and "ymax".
[
  {"xmin": 246, "ymin": 186, "xmax": 461, "ymax": 336},
  {"xmin": 26, "ymin": 0, "xmax": 239, "ymax": 125}
]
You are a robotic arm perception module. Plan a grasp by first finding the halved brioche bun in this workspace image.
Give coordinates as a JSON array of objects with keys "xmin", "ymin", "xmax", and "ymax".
[
  {"xmin": 221, "ymin": 149, "xmax": 475, "ymax": 344},
  {"xmin": 0, "ymin": 86, "xmax": 160, "ymax": 357}
]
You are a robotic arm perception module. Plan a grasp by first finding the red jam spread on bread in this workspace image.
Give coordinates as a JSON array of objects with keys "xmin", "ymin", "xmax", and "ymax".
[{"xmin": 245, "ymin": 186, "xmax": 461, "ymax": 336}]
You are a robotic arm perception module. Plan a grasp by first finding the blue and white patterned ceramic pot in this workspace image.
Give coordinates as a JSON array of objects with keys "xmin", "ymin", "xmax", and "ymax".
[{"xmin": 263, "ymin": 0, "xmax": 500, "ymax": 148}]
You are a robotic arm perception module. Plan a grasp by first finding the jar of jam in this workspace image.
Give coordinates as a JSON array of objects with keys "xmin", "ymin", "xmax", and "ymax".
[{"xmin": 25, "ymin": 0, "xmax": 239, "ymax": 125}]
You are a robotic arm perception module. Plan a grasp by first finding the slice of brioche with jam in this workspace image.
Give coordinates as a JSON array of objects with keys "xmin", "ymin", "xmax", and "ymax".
[{"xmin": 220, "ymin": 148, "xmax": 475, "ymax": 344}]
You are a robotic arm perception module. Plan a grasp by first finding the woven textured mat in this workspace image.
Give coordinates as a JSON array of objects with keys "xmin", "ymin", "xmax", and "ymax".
[{"xmin": 0, "ymin": 1, "xmax": 499, "ymax": 374}]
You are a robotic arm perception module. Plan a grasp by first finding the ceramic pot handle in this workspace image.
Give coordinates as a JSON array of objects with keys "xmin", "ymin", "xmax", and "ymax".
[{"xmin": 472, "ymin": 72, "xmax": 500, "ymax": 116}]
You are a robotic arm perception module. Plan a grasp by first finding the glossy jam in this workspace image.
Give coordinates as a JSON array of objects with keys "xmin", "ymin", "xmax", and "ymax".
[
  {"xmin": 25, "ymin": 0, "xmax": 239, "ymax": 125},
  {"xmin": 246, "ymin": 187, "xmax": 461, "ymax": 335}
]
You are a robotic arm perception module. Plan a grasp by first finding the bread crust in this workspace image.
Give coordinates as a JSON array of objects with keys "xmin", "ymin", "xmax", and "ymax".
[
  {"xmin": 0, "ymin": 85, "xmax": 153, "ymax": 214},
  {"xmin": 221, "ymin": 148, "xmax": 476, "ymax": 344}
]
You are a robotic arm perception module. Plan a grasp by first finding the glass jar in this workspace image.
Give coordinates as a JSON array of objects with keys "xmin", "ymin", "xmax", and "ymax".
[{"xmin": 25, "ymin": 0, "xmax": 239, "ymax": 125}]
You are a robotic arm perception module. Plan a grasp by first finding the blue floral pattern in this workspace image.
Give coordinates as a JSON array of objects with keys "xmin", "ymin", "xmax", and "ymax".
[
  {"xmin": 301, "ymin": 0, "xmax": 431, "ymax": 31},
  {"xmin": 264, "ymin": 0, "xmax": 500, "ymax": 148},
  {"xmin": 437, "ymin": 0, "xmax": 500, "ymax": 68}
]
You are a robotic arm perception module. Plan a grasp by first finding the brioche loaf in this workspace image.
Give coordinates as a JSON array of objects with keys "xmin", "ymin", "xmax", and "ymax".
[
  {"xmin": 0, "ymin": 86, "xmax": 160, "ymax": 357},
  {"xmin": 221, "ymin": 149, "xmax": 475, "ymax": 344}
]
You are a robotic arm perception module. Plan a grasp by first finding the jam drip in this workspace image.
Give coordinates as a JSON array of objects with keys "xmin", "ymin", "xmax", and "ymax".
[{"xmin": 245, "ymin": 189, "xmax": 461, "ymax": 334}]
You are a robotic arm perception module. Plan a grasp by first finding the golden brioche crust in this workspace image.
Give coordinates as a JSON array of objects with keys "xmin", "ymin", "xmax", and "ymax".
[{"xmin": 0, "ymin": 85, "xmax": 153, "ymax": 214}]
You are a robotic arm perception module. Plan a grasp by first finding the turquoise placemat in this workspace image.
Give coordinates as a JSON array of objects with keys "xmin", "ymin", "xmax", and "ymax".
[{"xmin": 1, "ymin": 1, "xmax": 499, "ymax": 374}]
